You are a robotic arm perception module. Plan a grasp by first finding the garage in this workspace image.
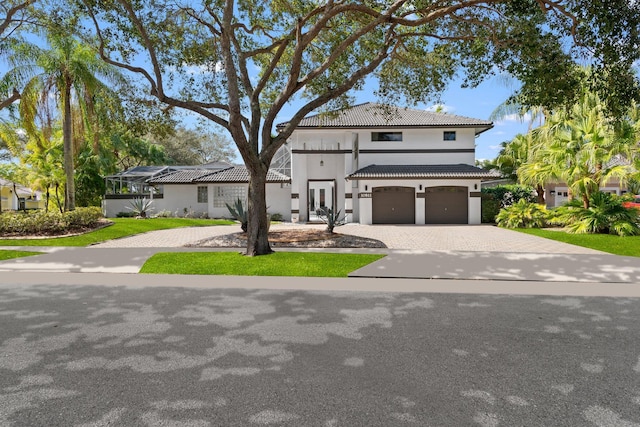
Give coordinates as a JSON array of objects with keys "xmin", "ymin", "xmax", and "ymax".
[
  {"xmin": 372, "ymin": 186, "xmax": 415, "ymax": 224},
  {"xmin": 425, "ymin": 186, "xmax": 468, "ymax": 224}
]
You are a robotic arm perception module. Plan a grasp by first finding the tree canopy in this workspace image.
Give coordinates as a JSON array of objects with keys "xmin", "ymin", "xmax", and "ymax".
[{"xmin": 40, "ymin": 0, "xmax": 640, "ymax": 253}]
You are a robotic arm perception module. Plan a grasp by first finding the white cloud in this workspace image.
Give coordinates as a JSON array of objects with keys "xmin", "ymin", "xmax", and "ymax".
[{"xmin": 488, "ymin": 144, "xmax": 502, "ymax": 151}]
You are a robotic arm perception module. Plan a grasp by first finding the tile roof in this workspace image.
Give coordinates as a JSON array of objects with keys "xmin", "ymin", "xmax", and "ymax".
[
  {"xmin": 347, "ymin": 164, "xmax": 501, "ymax": 180},
  {"xmin": 147, "ymin": 169, "xmax": 221, "ymax": 184},
  {"xmin": 277, "ymin": 102, "xmax": 493, "ymax": 133},
  {"xmin": 194, "ymin": 166, "xmax": 290, "ymax": 183},
  {"xmin": 148, "ymin": 166, "xmax": 290, "ymax": 184}
]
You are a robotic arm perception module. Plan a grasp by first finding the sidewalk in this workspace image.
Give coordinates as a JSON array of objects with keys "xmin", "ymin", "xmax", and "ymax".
[{"xmin": 1, "ymin": 224, "xmax": 638, "ymax": 285}]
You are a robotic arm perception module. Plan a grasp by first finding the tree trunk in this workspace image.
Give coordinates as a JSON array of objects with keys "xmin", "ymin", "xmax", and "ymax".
[
  {"xmin": 536, "ymin": 184, "xmax": 545, "ymax": 205},
  {"xmin": 582, "ymin": 193, "xmax": 590, "ymax": 209},
  {"xmin": 245, "ymin": 168, "xmax": 273, "ymax": 256},
  {"xmin": 63, "ymin": 78, "xmax": 75, "ymax": 211}
]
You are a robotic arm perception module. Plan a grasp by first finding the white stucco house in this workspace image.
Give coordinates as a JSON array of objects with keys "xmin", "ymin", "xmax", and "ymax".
[
  {"xmin": 279, "ymin": 103, "xmax": 497, "ymax": 225},
  {"xmin": 102, "ymin": 163, "xmax": 291, "ymax": 219},
  {"xmin": 103, "ymin": 103, "xmax": 499, "ymax": 223}
]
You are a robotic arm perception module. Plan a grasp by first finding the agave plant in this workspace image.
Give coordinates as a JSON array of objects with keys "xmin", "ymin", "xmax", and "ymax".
[
  {"xmin": 495, "ymin": 199, "xmax": 547, "ymax": 229},
  {"xmin": 225, "ymin": 198, "xmax": 248, "ymax": 232},
  {"xmin": 550, "ymin": 191, "xmax": 640, "ymax": 236},
  {"xmin": 127, "ymin": 197, "xmax": 154, "ymax": 218},
  {"xmin": 316, "ymin": 207, "xmax": 347, "ymax": 233}
]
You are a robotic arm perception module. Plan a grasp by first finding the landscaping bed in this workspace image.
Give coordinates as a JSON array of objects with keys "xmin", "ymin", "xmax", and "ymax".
[{"xmin": 189, "ymin": 228, "xmax": 386, "ymax": 248}]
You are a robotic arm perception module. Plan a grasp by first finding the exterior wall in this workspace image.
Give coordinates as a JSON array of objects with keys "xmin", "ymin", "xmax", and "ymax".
[
  {"xmin": 289, "ymin": 127, "xmax": 478, "ymax": 224},
  {"xmin": 0, "ymin": 186, "xmax": 44, "ymax": 211},
  {"xmin": 354, "ymin": 179, "xmax": 481, "ymax": 225},
  {"xmin": 291, "ymin": 151, "xmax": 346, "ymax": 222},
  {"xmin": 102, "ymin": 183, "xmax": 291, "ymax": 220}
]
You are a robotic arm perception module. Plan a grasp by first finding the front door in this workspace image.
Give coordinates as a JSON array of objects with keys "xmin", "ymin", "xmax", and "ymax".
[{"xmin": 308, "ymin": 181, "xmax": 334, "ymax": 221}]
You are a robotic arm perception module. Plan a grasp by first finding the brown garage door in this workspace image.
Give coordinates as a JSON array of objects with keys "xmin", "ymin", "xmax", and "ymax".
[
  {"xmin": 425, "ymin": 186, "xmax": 468, "ymax": 224},
  {"xmin": 372, "ymin": 186, "xmax": 415, "ymax": 224}
]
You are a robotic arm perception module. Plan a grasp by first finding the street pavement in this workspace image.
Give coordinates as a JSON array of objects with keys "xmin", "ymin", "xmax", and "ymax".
[
  {"xmin": 1, "ymin": 225, "xmax": 640, "ymax": 426},
  {"xmin": 1, "ymin": 283, "xmax": 639, "ymax": 426}
]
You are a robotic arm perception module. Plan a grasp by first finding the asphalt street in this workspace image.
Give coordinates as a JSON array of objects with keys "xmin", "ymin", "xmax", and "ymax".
[{"xmin": 1, "ymin": 281, "xmax": 639, "ymax": 426}]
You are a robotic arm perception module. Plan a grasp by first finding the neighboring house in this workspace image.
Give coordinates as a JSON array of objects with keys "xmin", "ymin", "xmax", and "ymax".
[
  {"xmin": 102, "ymin": 163, "xmax": 291, "ymax": 219},
  {"xmin": 103, "ymin": 103, "xmax": 500, "ymax": 223},
  {"xmin": 278, "ymin": 103, "xmax": 498, "ymax": 224},
  {"xmin": 0, "ymin": 178, "xmax": 45, "ymax": 212}
]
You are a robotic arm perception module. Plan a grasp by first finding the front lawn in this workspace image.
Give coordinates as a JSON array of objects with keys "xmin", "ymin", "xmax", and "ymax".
[
  {"xmin": 0, "ymin": 218, "xmax": 234, "ymax": 246},
  {"xmin": 140, "ymin": 252, "xmax": 386, "ymax": 277},
  {"xmin": 0, "ymin": 249, "xmax": 42, "ymax": 261},
  {"xmin": 517, "ymin": 228, "xmax": 640, "ymax": 257}
]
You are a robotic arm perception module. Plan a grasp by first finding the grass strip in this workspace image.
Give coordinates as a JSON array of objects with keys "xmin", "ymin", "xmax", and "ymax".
[
  {"xmin": 0, "ymin": 249, "xmax": 42, "ymax": 261},
  {"xmin": 517, "ymin": 228, "xmax": 640, "ymax": 257},
  {"xmin": 0, "ymin": 218, "xmax": 234, "ymax": 247},
  {"xmin": 140, "ymin": 252, "xmax": 386, "ymax": 277}
]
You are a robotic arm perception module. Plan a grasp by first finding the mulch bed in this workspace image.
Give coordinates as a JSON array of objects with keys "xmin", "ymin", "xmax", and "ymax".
[{"xmin": 189, "ymin": 229, "xmax": 387, "ymax": 248}]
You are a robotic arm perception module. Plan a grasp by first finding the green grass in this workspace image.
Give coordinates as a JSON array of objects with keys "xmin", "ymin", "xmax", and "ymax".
[
  {"xmin": 517, "ymin": 228, "xmax": 640, "ymax": 257},
  {"xmin": 0, "ymin": 218, "xmax": 234, "ymax": 247},
  {"xmin": 0, "ymin": 249, "xmax": 42, "ymax": 260},
  {"xmin": 140, "ymin": 252, "xmax": 386, "ymax": 277}
]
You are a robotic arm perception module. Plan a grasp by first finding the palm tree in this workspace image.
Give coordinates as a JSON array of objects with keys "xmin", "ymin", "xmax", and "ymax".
[
  {"xmin": 5, "ymin": 33, "xmax": 122, "ymax": 210},
  {"xmin": 519, "ymin": 92, "xmax": 638, "ymax": 208}
]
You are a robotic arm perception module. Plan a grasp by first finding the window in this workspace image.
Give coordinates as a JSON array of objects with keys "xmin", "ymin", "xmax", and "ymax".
[
  {"xmin": 197, "ymin": 186, "xmax": 208, "ymax": 203},
  {"xmin": 371, "ymin": 132, "xmax": 402, "ymax": 141},
  {"xmin": 213, "ymin": 185, "xmax": 247, "ymax": 208},
  {"xmin": 443, "ymin": 131, "xmax": 456, "ymax": 141}
]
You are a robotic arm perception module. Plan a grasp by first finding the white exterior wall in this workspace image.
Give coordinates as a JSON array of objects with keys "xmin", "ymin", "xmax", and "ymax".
[
  {"xmin": 103, "ymin": 183, "xmax": 291, "ymax": 220},
  {"xmin": 286, "ymin": 124, "xmax": 484, "ymax": 225}
]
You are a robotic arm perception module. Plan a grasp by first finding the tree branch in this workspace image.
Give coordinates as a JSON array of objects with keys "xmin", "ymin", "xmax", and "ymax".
[{"xmin": 0, "ymin": 87, "xmax": 20, "ymax": 110}]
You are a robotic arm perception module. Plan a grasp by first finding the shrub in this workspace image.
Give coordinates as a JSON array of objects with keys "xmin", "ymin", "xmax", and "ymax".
[
  {"xmin": 116, "ymin": 211, "xmax": 136, "ymax": 218},
  {"xmin": 550, "ymin": 192, "xmax": 640, "ymax": 236},
  {"xmin": 496, "ymin": 199, "xmax": 548, "ymax": 229},
  {"xmin": 269, "ymin": 212, "xmax": 284, "ymax": 222},
  {"xmin": 316, "ymin": 207, "xmax": 347, "ymax": 233},
  {"xmin": 155, "ymin": 209, "xmax": 173, "ymax": 218},
  {"xmin": 127, "ymin": 198, "xmax": 155, "ymax": 218},
  {"xmin": 481, "ymin": 185, "xmax": 537, "ymax": 224},
  {"xmin": 0, "ymin": 207, "xmax": 103, "ymax": 235},
  {"xmin": 481, "ymin": 193, "xmax": 501, "ymax": 223},
  {"xmin": 225, "ymin": 198, "xmax": 248, "ymax": 232}
]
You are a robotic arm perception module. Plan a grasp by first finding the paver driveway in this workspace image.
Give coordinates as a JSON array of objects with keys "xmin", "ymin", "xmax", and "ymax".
[{"xmin": 92, "ymin": 223, "xmax": 602, "ymax": 254}]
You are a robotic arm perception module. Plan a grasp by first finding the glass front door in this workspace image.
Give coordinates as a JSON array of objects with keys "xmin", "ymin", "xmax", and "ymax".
[{"xmin": 308, "ymin": 181, "xmax": 334, "ymax": 221}]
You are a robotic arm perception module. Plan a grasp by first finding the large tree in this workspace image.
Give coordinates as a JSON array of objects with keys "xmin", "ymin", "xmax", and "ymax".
[
  {"xmin": 75, "ymin": 0, "xmax": 640, "ymax": 255},
  {"xmin": 0, "ymin": 0, "xmax": 34, "ymax": 111}
]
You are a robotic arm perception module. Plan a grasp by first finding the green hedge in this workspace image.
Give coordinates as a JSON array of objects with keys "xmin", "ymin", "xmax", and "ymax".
[
  {"xmin": 0, "ymin": 207, "xmax": 103, "ymax": 235},
  {"xmin": 481, "ymin": 185, "xmax": 537, "ymax": 223}
]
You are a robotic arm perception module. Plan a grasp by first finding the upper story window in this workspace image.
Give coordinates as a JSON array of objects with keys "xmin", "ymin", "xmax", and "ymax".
[
  {"xmin": 443, "ymin": 131, "xmax": 456, "ymax": 141},
  {"xmin": 371, "ymin": 132, "xmax": 402, "ymax": 142}
]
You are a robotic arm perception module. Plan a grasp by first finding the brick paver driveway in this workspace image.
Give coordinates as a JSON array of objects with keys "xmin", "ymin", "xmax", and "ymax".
[{"xmin": 92, "ymin": 223, "xmax": 602, "ymax": 254}]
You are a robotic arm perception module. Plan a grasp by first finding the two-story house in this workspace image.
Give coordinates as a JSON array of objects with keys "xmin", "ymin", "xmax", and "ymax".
[
  {"xmin": 103, "ymin": 103, "xmax": 498, "ymax": 223},
  {"xmin": 278, "ymin": 103, "xmax": 497, "ymax": 225}
]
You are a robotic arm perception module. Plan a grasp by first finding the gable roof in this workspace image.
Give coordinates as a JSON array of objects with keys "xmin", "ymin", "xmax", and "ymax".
[
  {"xmin": 347, "ymin": 164, "xmax": 501, "ymax": 180},
  {"xmin": 277, "ymin": 102, "xmax": 493, "ymax": 134},
  {"xmin": 148, "ymin": 166, "xmax": 290, "ymax": 184}
]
